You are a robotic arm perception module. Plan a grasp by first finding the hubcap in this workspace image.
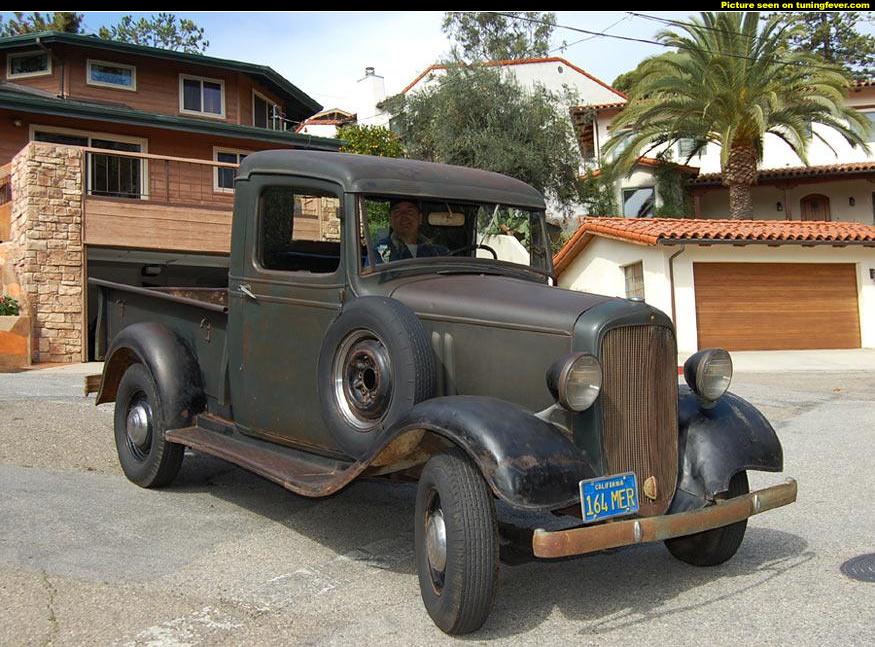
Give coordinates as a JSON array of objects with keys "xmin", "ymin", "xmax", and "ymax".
[
  {"xmin": 424, "ymin": 492, "xmax": 447, "ymax": 593},
  {"xmin": 426, "ymin": 508, "xmax": 447, "ymax": 573},
  {"xmin": 333, "ymin": 330, "xmax": 392, "ymax": 431},
  {"xmin": 125, "ymin": 396, "xmax": 153, "ymax": 460}
]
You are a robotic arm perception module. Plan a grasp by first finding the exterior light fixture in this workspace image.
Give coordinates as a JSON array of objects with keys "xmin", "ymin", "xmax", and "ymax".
[
  {"xmin": 776, "ymin": 201, "xmax": 783, "ymax": 212},
  {"xmin": 849, "ymin": 197, "xmax": 856, "ymax": 207}
]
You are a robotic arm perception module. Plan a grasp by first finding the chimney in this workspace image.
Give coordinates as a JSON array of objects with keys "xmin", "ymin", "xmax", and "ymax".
[{"xmin": 356, "ymin": 66, "xmax": 387, "ymax": 127}]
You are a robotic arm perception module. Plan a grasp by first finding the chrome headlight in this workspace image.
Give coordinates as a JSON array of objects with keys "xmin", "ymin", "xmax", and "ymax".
[
  {"xmin": 546, "ymin": 353, "xmax": 602, "ymax": 412},
  {"xmin": 684, "ymin": 348, "xmax": 733, "ymax": 402}
]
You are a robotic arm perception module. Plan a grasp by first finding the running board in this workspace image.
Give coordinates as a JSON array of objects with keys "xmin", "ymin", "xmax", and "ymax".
[{"xmin": 165, "ymin": 416, "xmax": 363, "ymax": 497}]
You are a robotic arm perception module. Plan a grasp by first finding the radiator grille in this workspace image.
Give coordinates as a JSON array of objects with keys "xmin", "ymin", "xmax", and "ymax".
[{"xmin": 600, "ymin": 325, "xmax": 678, "ymax": 517}]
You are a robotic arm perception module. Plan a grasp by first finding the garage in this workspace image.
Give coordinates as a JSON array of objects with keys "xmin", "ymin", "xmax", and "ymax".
[
  {"xmin": 555, "ymin": 218, "xmax": 875, "ymax": 353},
  {"xmin": 693, "ymin": 262, "xmax": 861, "ymax": 351}
]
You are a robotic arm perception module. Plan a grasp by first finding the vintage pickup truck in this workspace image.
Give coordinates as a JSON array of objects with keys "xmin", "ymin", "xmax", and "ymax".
[{"xmin": 91, "ymin": 150, "xmax": 797, "ymax": 634}]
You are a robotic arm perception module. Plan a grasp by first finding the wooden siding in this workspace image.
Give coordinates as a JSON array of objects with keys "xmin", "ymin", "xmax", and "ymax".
[
  {"xmin": 84, "ymin": 197, "xmax": 232, "ymax": 253},
  {"xmin": 2, "ymin": 45, "xmax": 288, "ymax": 126},
  {"xmin": 693, "ymin": 262, "xmax": 861, "ymax": 350}
]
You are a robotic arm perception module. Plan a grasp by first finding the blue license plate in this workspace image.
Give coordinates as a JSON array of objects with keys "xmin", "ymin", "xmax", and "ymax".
[{"xmin": 580, "ymin": 472, "xmax": 639, "ymax": 524}]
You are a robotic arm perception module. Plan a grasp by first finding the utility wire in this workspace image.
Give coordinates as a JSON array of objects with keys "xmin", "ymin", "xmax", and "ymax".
[{"xmin": 488, "ymin": 11, "xmax": 845, "ymax": 74}]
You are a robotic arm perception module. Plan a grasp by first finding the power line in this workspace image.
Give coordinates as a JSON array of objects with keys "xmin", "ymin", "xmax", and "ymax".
[
  {"xmin": 549, "ymin": 14, "xmax": 630, "ymax": 54},
  {"xmin": 488, "ymin": 11, "xmax": 844, "ymax": 74}
]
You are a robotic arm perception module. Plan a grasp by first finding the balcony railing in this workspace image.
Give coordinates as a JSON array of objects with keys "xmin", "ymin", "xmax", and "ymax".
[
  {"xmin": 80, "ymin": 149, "xmax": 239, "ymax": 254},
  {"xmin": 82, "ymin": 147, "xmax": 240, "ymax": 209}
]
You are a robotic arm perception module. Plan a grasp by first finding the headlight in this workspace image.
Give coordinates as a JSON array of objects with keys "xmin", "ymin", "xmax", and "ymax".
[
  {"xmin": 684, "ymin": 348, "xmax": 733, "ymax": 402},
  {"xmin": 546, "ymin": 353, "xmax": 602, "ymax": 412}
]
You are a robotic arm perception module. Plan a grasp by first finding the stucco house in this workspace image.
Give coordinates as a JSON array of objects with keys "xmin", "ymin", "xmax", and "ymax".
[
  {"xmin": 554, "ymin": 217, "xmax": 875, "ymax": 353},
  {"xmin": 571, "ymin": 80, "xmax": 875, "ymax": 223}
]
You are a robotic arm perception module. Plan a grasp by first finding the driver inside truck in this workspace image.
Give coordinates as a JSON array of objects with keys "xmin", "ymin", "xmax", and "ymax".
[{"xmin": 374, "ymin": 199, "xmax": 449, "ymax": 263}]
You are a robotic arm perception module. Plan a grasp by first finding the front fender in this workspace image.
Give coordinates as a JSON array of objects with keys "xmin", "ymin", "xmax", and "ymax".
[
  {"xmin": 669, "ymin": 385, "xmax": 783, "ymax": 513},
  {"xmin": 386, "ymin": 396, "xmax": 595, "ymax": 512}
]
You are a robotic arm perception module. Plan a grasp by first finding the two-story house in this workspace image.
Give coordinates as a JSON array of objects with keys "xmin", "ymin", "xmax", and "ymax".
[
  {"xmin": 572, "ymin": 80, "xmax": 875, "ymax": 224},
  {"xmin": 0, "ymin": 31, "xmax": 341, "ymax": 365}
]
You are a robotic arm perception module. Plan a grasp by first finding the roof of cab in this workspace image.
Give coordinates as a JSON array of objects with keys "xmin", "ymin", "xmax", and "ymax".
[{"xmin": 237, "ymin": 150, "xmax": 546, "ymax": 209}]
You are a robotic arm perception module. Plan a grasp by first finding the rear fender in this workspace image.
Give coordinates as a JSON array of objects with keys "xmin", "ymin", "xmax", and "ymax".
[
  {"xmin": 669, "ymin": 385, "xmax": 783, "ymax": 513},
  {"xmin": 96, "ymin": 322, "xmax": 205, "ymax": 430},
  {"xmin": 382, "ymin": 396, "xmax": 595, "ymax": 512}
]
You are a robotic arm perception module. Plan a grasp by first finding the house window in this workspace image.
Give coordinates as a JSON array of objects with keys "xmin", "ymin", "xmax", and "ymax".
[
  {"xmin": 87, "ymin": 59, "xmax": 136, "ymax": 91},
  {"xmin": 623, "ymin": 187, "xmax": 655, "ymax": 218},
  {"xmin": 253, "ymin": 91, "xmax": 282, "ymax": 130},
  {"xmin": 678, "ymin": 138, "xmax": 706, "ymax": 158},
  {"xmin": 624, "ymin": 262, "xmax": 645, "ymax": 300},
  {"xmin": 863, "ymin": 111, "xmax": 875, "ymax": 142},
  {"xmin": 32, "ymin": 126, "xmax": 146, "ymax": 199},
  {"xmin": 213, "ymin": 148, "xmax": 249, "ymax": 192},
  {"xmin": 179, "ymin": 75, "xmax": 225, "ymax": 118},
  {"xmin": 7, "ymin": 51, "xmax": 51, "ymax": 78}
]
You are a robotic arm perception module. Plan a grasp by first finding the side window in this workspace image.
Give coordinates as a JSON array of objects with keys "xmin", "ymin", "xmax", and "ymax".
[{"xmin": 259, "ymin": 186, "xmax": 341, "ymax": 274}]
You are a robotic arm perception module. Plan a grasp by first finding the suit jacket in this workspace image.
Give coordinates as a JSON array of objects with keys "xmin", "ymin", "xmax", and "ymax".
[{"xmin": 374, "ymin": 232, "xmax": 449, "ymax": 263}]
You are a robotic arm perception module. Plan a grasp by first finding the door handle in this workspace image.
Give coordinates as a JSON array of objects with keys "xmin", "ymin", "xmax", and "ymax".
[{"xmin": 239, "ymin": 283, "xmax": 258, "ymax": 301}]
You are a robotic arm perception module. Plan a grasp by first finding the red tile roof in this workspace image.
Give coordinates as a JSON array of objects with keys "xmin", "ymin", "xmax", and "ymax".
[
  {"xmin": 690, "ymin": 161, "xmax": 875, "ymax": 185},
  {"xmin": 554, "ymin": 217, "xmax": 875, "ymax": 275},
  {"xmin": 584, "ymin": 157, "xmax": 699, "ymax": 178},
  {"xmin": 571, "ymin": 101, "xmax": 626, "ymax": 114},
  {"xmin": 401, "ymin": 57, "xmax": 627, "ymax": 99}
]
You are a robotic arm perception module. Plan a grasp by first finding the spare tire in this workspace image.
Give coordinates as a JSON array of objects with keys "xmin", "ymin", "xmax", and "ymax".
[{"xmin": 317, "ymin": 296, "xmax": 436, "ymax": 459}]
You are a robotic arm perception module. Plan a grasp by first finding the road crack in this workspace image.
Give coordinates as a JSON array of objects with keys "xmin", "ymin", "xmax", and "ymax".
[{"xmin": 40, "ymin": 571, "xmax": 59, "ymax": 647}]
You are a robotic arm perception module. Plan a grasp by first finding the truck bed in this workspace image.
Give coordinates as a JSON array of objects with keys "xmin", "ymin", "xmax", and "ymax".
[{"xmin": 90, "ymin": 278, "xmax": 229, "ymax": 412}]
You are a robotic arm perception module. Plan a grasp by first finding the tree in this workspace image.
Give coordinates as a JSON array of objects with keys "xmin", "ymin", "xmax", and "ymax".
[
  {"xmin": 768, "ymin": 12, "xmax": 875, "ymax": 81},
  {"xmin": 98, "ymin": 13, "xmax": 209, "ymax": 54},
  {"xmin": 442, "ymin": 11, "xmax": 558, "ymax": 62},
  {"xmin": 336, "ymin": 124, "xmax": 405, "ymax": 158},
  {"xmin": 0, "ymin": 11, "xmax": 84, "ymax": 36},
  {"xmin": 383, "ymin": 65, "xmax": 585, "ymax": 216},
  {"xmin": 602, "ymin": 12, "xmax": 870, "ymax": 220}
]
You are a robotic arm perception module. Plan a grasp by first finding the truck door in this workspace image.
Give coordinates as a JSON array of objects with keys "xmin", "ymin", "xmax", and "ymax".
[{"xmin": 229, "ymin": 176, "xmax": 345, "ymax": 452}]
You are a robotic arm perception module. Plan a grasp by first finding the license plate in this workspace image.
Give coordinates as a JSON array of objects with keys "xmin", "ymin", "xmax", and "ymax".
[{"xmin": 580, "ymin": 472, "xmax": 639, "ymax": 524}]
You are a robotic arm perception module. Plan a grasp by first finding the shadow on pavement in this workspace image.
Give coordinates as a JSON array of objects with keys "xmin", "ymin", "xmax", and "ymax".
[{"xmin": 168, "ymin": 451, "xmax": 810, "ymax": 638}]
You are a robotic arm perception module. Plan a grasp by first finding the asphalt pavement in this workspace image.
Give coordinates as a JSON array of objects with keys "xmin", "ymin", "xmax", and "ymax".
[{"xmin": 0, "ymin": 363, "xmax": 873, "ymax": 645}]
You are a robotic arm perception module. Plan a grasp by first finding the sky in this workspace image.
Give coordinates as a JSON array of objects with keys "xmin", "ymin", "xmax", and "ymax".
[{"xmin": 3, "ymin": 11, "xmax": 874, "ymax": 113}]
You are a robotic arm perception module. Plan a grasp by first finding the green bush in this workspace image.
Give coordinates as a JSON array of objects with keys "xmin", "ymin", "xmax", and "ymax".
[{"xmin": 0, "ymin": 295, "xmax": 20, "ymax": 316}]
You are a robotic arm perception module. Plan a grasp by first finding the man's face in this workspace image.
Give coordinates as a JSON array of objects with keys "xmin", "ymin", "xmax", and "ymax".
[{"xmin": 389, "ymin": 201, "xmax": 422, "ymax": 243}]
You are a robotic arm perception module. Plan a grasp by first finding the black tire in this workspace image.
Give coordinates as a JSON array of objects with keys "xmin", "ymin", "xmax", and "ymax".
[
  {"xmin": 665, "ymin": 471, "xmax": 749, "ymax": 566},
  {"xmin": 414, "ymin": 449, "xmax": 498, "ymax": 635},
  {"xmin": 114, "ymin": 363, "xmax": 184, "ymax": 488},
  {"xmin": 317, "ymin": 297, "xmax": 435, "ymax": 458}
]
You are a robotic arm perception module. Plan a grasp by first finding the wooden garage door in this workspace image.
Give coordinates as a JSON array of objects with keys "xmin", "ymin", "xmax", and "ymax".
[{"xmin": 694, "ymin": 262, "xmax": 861, "ymax": 351}]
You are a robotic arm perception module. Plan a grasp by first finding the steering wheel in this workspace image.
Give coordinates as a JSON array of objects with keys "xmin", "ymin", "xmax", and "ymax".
[{"xmin": 448, "ymin": 243, "xmax": 498, "ymax": 259}]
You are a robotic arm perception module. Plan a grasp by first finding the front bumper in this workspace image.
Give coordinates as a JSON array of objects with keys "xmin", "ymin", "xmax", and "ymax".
[{"xmin": 532, "ymin": 477, "xmax": 797, "ymax": 559}]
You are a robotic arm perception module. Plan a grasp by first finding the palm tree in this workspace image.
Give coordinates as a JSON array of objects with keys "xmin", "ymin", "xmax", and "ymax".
[{"xmin": 602, "ymin": 12, "xmax": 871, "ymax": 220}]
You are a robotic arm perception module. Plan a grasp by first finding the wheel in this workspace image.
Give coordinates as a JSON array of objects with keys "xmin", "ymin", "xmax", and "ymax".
[
  {"xmin": 664, "ymin": 471, "xmax": 749, "ymax": 566},
  {"xmin": 448, "ymin": 243, "xmax": 498, "ymax": 259},
  {"xmin": 317, "ymin": 297, "xmax": 435, "ymax": 458},
  {"xmin": 113, "ymin": 363, "xmax": 184, "ymax": 488},
  {"xmin": 414, "ymin": 449, "xmax": 498, "ymax": 635}
]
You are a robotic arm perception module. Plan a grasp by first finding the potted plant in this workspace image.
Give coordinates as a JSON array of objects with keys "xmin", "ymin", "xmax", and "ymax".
[{"xmin": 0, "ymin": 295, "xmax": 30, "ymax": 369}]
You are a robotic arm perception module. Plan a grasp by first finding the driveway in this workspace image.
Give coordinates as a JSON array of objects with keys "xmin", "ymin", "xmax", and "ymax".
[{"xmin": 1, "ymin": 365, "xmax": 873, "ymax": 645}]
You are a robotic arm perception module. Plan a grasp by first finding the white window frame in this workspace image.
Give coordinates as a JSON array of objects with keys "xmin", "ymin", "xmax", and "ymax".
[
  {"xmin": 252, "ymin": 89, "xmax": 281, "ymax": 130},
  {"xmin": 7, "ymin": 50, "xmax": 52, "ymax": 79},
  {"xmin": 30, "ymin": 124, "xmax": 149, "ymax": 200},
  {"xmin": 86, "ymin": 58, "xmax": 137, "ymax": 92},
  {"xmin": 622, "ymin": 186, "xmax": 656, "ymax": 218},
  {"xmin": 862, "ymin": 110, "xmax": 875, "ymax": 142},
  {"xmin": 212, "ymin": 146, "xmax": 251, "ymax": 193},
  {"xmin": 179, "ymin": 74, "xmax": 226, "ymax": 119}
]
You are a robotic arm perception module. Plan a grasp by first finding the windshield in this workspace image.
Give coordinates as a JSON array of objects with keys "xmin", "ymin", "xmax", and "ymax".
[{"xmin": 359, "ymin": 195, "xmax": 551, "ymax": 276}]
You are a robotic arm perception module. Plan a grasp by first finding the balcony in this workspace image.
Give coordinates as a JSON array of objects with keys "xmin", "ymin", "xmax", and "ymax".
[{"xmin": 81, "ymin": 148, "xmax": 238, "ymax": 254}]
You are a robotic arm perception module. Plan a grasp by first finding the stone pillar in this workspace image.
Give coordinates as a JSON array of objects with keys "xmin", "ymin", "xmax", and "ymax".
[{"xmin": 9, "ymin": 142, "xmax": 84, "ymax": 363}]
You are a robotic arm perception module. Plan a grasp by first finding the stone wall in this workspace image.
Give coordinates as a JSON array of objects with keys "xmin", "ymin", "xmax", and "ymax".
[{"xmin": 8, "ymin": 143, "xmax": 84, "ymax": 363}]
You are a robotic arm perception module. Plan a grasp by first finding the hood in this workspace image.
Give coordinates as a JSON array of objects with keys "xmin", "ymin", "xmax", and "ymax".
[{"xmin": 390, "ymin": 274, "xmax": 615, "ymax": 334}]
